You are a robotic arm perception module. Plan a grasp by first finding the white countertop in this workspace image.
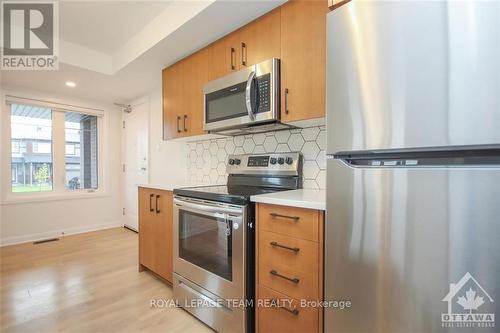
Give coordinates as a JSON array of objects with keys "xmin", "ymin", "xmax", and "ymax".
[
  {"xmin": 137, "ymin": 182, "xmax": 221, "ymax": 192},
  {"xmin": 250, "ymin": 189, "xmax": 326, "ymax": 211},
  {"xmin": 139, "ymin": 184, "xmax": 326, "ymax": 210}
]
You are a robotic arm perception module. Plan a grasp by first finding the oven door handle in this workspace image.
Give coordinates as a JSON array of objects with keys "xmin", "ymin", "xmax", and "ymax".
[
  {"xmin": 245, "ymin": 70, "xmax": 256, "ymax": 120},
  {"xmin": 174, "ymin": 198, "xmax": 243, "ymax": 216}
]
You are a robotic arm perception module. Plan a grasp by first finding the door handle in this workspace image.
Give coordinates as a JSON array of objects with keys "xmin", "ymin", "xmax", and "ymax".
[
  {"xmin": 245, "ymin": 71, "xmax": 256, "ymax": 120},
  {"xmin": 149, "ymin": 194, "xmax": 154, "ymax": 212},
  {"xmin": 270, "ymin": 299, "xmax": 299, "ymax": 316},
  {"xmin": 241, "ymin": 42, "xmax": 247, "ymax": 66},
  {"xmin": 176, "ymin": 116, "xmax": 181, "ymax": 133},
  {"xmin": 155, "ymin": 195, "xmax": 160, "ymax": 214},
  {"xmin": 270, "ymin": 270, "xmax": 300, "ymax": 283},
  {"xmin": 270, "ymin": 212, "xmax": 300, "ymax": 221},
  {"xmin": 270, "ymin": 241, "xmax": 300, "ymax": 253},
  {"xmin": 284, "ymin": 88, "xmax": 289, "ymax": 114},
  {"xmin": 230, "ymin": 47, "xmax": 236, "ymax": 70},
  {"xmin": 183, "ymin": 115, "xmax": 188, "ymax": 132}
]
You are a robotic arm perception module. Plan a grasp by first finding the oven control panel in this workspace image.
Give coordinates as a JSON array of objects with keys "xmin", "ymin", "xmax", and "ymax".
[
  {"xmin": 227, "ymin": 153, "xmax": 301, "ymax": 176},
  {"xmin": 247, "ymin": 156, "xmax": 270, "ymax": 167}
]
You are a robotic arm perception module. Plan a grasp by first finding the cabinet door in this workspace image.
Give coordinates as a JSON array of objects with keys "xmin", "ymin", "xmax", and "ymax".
[
  {"xmin": 162, "ymin": 63, "xmax": 183, "ymax": 140},
  {"xmin": 139, "ymin": 187, "xmax": 156, "ymax": 271},
  {"xmin": 154, "ymin": 190, "xmax": 173, "ymax": 282},
  {"xmin": 238, "ymin": 7, "xmax": 281, "ymax": 68},
  {"xmin": 207, "ymin": 32, "xmax": 240, "ymax": 80},
  {"xmin": 181, "ymin": 49, "xmax": 208, "ymax": 137},
  {"xmin": 281, "ymin": 0, "xmax": 327, "ymax": 123}
]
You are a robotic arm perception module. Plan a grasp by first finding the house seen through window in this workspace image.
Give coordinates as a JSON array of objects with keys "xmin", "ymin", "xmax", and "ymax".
[
  {"xmin": 10, "ymin": 104, "xmax": 53, "ymax": 193},
  {"xmin": 10, "ymin": 103, "xmax": 99, "ymax": 193}
]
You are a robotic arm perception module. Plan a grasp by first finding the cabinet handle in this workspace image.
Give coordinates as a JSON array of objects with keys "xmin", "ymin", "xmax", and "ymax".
[
  {"xmin": 284, "ymin": 88, "xmax": 289, "ymax": 114},
  {"xmin": 241, "ymin": 42, "xmax": 247, "ymax": 66},
  {"xmin": 270, "ymin": 241, "xmax": 300, "ymax": 253},
  {"xmin": 270, "ymin": 212, "xmax": 300, "ymax": 221},
  {"xmin": 270, "ymin": 270, "xmax": 300, "ymax": 283},
  {"xmin": 149, "ymin": 194, "xmax": 154, "ymax": 212},
  {"xmin": 230, "ymin": 47, "xmax": 236, "ymax": 70},
  {"xmin": 270, "ymin": 298, "xmax": 299, "ymax": 316},
  {"xmin": 155, "ymin": 195, "xmax": 160, "ymax": 214},
  {"xmin": 176, "ymin": 116, "xmax": 181, "ymax": 133},
  {"xmin": 183, "ymin": 115, "xmax": 188, "ymax": 132}
]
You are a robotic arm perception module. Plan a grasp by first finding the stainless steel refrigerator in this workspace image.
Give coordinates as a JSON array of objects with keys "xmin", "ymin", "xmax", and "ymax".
[{"xmin": 325, "ymin": 1, "xmax": 500, "ymax": 332}]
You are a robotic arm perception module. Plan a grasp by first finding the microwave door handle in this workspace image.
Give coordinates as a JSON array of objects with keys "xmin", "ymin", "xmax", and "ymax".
[{"xmin": 245, "ymin": 70, "xmax": 256, "ymax": 120}]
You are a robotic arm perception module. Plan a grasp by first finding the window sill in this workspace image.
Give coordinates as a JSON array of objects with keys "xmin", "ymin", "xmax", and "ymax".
[{"xmin": 1, "ymin": 190, "xmax": 110, "ymax": 205}]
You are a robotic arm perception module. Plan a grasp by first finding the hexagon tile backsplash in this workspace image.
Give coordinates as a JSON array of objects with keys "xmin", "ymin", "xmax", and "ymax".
[{"xmin": 186, "ymin": 126, "xmax": 326, "ymax": 189}]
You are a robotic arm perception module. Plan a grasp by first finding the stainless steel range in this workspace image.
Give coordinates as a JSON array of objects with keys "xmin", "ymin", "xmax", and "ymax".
[{"xmin": 172, "ymin": 152, "xmax": 302, "ymax": 333}]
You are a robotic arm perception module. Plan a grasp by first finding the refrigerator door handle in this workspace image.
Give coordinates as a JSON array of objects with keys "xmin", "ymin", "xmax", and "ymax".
[{"xmin": 330, "ymin": 146, "xmax": 500, "ymax": 168}]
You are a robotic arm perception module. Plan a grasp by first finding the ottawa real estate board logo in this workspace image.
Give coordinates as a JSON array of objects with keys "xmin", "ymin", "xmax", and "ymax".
[
  {"xmin": 1, "ymin": 0, "xmax": 58, "ymax": 70},
  {"xmin": 441, "ymin": 272, "xmax": 495, "ymax": 329}
]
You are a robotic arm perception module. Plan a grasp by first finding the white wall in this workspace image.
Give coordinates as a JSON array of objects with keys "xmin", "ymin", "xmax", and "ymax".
[
  {"xmin": 0, "ymin": 89, "xmax": 123, "ymax": 246},
  {"xmin": 147, "ymin": 85, "xmax": 188, "ymax": 185}
]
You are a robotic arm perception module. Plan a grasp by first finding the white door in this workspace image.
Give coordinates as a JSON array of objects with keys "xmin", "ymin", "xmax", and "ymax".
[{"xmin": 122, "ymin": 98, "xmax": 149, "ymax": 231}]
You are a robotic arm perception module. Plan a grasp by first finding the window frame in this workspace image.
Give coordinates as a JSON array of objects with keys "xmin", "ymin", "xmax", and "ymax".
[{"xmin": 1, "ymin": 95, "xmax": 109, "ymax": 204}]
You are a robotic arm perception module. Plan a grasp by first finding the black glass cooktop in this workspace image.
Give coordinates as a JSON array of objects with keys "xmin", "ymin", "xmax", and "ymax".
[{"xmin": 173, "ymin": 185, "xmax": 290, "ymax": 205}]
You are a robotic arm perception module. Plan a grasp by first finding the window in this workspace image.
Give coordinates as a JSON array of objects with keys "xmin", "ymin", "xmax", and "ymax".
[
  {"xmin": 6, "ymin": 100, "xmax": 103, "ymax": 198},
  {"xmin": 10, "ymin": 104, "xmax": 53, "ymax": 193},
  {"xmin": 11, "ymin": 140, "xmax": 20, "ymax": 153},
  {"xmin": 65, "ymin": 112, "xmax": 99, "ymax": 190}
]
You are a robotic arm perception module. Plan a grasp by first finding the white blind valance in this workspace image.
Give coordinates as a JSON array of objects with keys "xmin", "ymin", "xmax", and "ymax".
[{"xmin": 6, "ymin": 95, "xmax": 105, "ymax": 117}]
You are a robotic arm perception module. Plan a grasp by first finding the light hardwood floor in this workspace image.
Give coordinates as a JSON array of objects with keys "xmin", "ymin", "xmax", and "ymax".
[{"xmin": 0, "ymin": 227, "xmax": 213, "ymax": 333}]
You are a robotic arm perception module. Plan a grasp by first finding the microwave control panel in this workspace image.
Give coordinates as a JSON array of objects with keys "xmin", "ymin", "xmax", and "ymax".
[{"xmin": 256, "ymin": 74, "xmax": 271, "ymax": 114}]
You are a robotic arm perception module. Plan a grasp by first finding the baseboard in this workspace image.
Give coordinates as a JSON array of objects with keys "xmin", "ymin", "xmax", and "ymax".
[{"xmin": 0, "ymin": 220, "xmax": 124, "ymax": 247}]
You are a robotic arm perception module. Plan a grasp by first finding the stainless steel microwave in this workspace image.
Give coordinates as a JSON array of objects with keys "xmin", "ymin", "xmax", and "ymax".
[{"xmin": 203, "ymin": 58, "xmax": 280, "ymax": 134}]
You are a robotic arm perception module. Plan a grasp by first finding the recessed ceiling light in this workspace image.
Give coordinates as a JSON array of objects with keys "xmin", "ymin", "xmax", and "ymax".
[{"xmin": 65, "ymin": 81, "xmax": 76, "ymax": 87}]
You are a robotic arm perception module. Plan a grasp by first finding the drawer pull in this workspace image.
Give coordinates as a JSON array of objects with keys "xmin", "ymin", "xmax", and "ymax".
[
  {"xmin": 230, "ymin": 47, "xmax": 236, "ymax": 70},
  {"xmin": 284, "ymin": 88, "xmax": 289, "ymax": 114},
  {"xmin": 155, "ymin": 195, "xmax": 160, "ymax": 213},
  {"xmin": 270, "ymin": 241, "xmax": 300, "ymax": 253},
  {"xmin": 149, "ymin": 194, "xmax": 154, "ymax": 212},
  {"xmin": 271, "ymin": 298, "xmax": 299, "ymax": 316},
  {"xmin": 270, "ymin": 270, "xmax": 300, "ymax": 283},
  {"xmin": 269, "ymin": 213, "xmax": 300, "ymax": 221}
]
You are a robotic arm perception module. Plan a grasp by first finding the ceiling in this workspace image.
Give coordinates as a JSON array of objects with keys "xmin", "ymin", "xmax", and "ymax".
[
  {"xmin": 59, "ymin": 1, "xmax": 173, "ymax": 54},
  {"xmin": 1, "ymin": 0, "xmax": 286, "ymax": 104}
]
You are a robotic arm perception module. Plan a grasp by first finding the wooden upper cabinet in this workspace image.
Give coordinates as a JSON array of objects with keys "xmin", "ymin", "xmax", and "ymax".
[
  {"xmin": 181, "ymin": 49, "xmax": 208, "ymax": 137},
  {"xmin": 280, "ymin": 0, "xmax": 327, "ymax": 123},
  {"xmin": 238, "ymin": 7, "xmax": 281, "ymax": 69},
  {"xmin": 162, "ymin": 63, "xmax": 183, "ymax": 140},
  {"xmin": 163, "ymin": 0, "xmax": 327, "ymax": 140},
  {"xmin": 208, "ymin": 32, "xmax": 240, "ymax": 80},
  {"xmin": 163, "ymin": 49, "xmax": 208, "ymax": 140},
  {"xmin": 208, "ymin": 7, "xmax": 281, "ymax": 81}
]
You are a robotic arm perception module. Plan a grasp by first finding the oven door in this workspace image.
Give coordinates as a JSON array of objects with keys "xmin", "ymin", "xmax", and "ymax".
[
  {"xmin": 203, "ymin": 58, "xmax": 279, "ymax": 132},
  {"xmin": 173, "ymin": 196, "xmax": 246, "ymax": 300}
]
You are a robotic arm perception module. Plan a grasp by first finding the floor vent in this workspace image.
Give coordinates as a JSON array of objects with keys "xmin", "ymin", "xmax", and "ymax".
[{"xmin": 33, "ymin": 238, "xmax": 60, "ymax": 245}]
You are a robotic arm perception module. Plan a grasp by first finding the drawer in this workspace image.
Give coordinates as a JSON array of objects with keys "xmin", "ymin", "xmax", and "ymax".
[
  {"xmin": 259, "ymin": 231, "xmax": 319, "ymax": 276},
  {"xmin": 258, "ymin": 203, "xmax": 320, "ymax": 242},
  {"xmin": 259, "ymin": 257, "xmax": 319, "ymax": 300},
  {"xmin": 257, "ymin": 284, "xmax": 319, "ymax": 333}
]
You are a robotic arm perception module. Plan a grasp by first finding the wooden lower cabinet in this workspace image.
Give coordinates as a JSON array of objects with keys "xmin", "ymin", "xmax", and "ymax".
[
  {"xmin": 138, "ymin": 187, "xmax": 173, "ymax": 283},
  {"xmin": 256, "ymin": 203, "xmax": 324, "ymax": 333},
  {"xmin": 257, "ymin": 285, "xmax": 320, "ymax": 333}
]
